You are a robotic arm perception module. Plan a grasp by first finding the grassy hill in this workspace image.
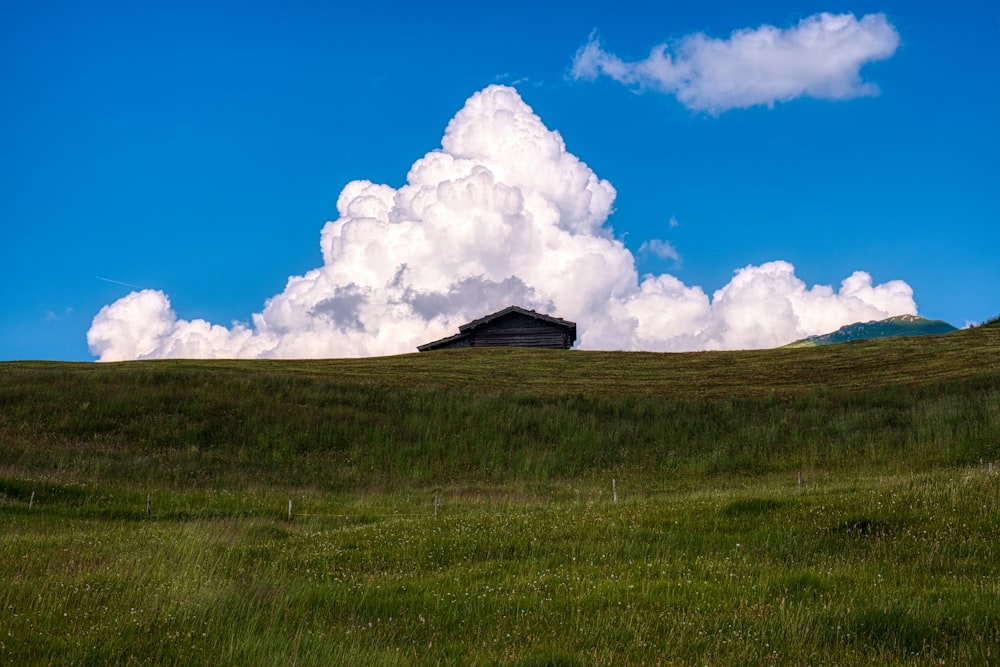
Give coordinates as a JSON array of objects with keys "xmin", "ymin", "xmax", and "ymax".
[
  {"xmin": 2, "ymin": 323, "xmax": 998, "ymax": 490},
  {"xmin": 2, "ymin": 323, "xmax": 999, "ymax": 665}
]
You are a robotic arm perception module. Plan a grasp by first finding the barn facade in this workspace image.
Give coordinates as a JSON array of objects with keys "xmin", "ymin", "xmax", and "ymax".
[{"xmin": 417, "ymin": 306, "xmax": 577, "ymax": 352}]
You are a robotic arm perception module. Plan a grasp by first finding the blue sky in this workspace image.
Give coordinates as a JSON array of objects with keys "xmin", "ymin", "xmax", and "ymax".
[{"xmin": 2, "ymin": 0, "xmax": 997, "ymax": 360}]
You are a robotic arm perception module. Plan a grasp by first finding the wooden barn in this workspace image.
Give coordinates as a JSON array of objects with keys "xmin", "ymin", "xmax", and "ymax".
[{"xmin": 417, "ymin": 306, "xmax": 577, "ymax": 352}]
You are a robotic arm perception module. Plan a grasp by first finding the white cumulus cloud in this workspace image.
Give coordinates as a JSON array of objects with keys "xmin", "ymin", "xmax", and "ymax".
[
  {"xmin": 571, "ymin": 12, "xmax": 900, "ymax": 113},
  {"xmin": 88, "ymin": 84, "xmax": 915, "ymax": 361}
]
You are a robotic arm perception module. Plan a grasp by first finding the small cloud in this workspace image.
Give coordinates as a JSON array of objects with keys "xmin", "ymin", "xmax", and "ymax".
[
  {"xmin": 45, "ymin": 307, "xmax": 74, "ymax": 322},
  {"xmin": 571, "ymin": 12, "xmax": 900, "ymax": 113},
  {"xmin": 494, "ymin": 73, "xmax": 539, "ymax": 88},
  {"xmin": 669, "ymin": 215, "xmax": 679, "ymax": 228},
  {"xmin": 639, "ymin": 239, "xmax": 681, "ymax": 263}
]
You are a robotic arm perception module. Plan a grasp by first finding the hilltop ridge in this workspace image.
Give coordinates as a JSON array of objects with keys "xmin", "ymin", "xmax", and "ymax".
[{"xmin": 783, "ymin": 314, "xmax": 957, "ymax": 348}]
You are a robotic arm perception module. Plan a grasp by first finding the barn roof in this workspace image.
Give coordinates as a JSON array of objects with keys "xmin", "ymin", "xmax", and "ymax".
[
  {"xmin": 457, "ymin": 306, "xmax": 575, "ymax": 333},
  {"xmin": 416, "ymin": 331, "xmax": 471, "ymax": 351},
  {"xmin": 417, "ymin": 306, "xmax": 577, "ymax": 352}
]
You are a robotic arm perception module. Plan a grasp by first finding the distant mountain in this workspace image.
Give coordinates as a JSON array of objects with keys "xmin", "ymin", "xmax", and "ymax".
[{"xmin": 783, "ymin": 314, "xmax": 958, "ymax": 348}]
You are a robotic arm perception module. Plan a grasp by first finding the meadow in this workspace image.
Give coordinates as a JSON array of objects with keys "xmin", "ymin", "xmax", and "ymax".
[{"xmin": 1, "ymin": 323, "xmax": 998, "ymax": 665}]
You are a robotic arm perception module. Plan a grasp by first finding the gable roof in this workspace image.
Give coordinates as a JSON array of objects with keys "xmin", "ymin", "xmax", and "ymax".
[
  {"xmin": 457, "ymin": 306, "xmax": 575, "ymax": 333},
  {"xmin": 417, "ymin": 306, "xmax": 577, "ymax": 352}
]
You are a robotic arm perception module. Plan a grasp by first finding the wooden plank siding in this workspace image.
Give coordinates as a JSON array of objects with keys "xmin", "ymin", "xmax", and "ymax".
[
  {"xmin": 468, "ymin": 313, "xmax": 571, "ymax": 348},
  {"xmin": 417, "ymin": 306, "xmax": 576, "ymax": 352}
]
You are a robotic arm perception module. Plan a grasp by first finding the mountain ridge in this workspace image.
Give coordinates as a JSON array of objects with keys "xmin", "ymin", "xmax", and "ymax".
[{"xmin": 783, "ymin": 314, "xmax": 958, "ymax": 348}]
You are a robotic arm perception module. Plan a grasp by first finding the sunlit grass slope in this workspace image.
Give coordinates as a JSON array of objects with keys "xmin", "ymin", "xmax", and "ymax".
[
  {"xmin": 2, "ymin": 324, "xmax": 998, "ymax": 490},
  {"xmin": 1, "ymin": 323, "xmax": 998, "ymax": 665}
]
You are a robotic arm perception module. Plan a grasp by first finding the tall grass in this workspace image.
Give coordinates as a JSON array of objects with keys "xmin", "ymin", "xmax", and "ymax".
[
  {"xmin": 2, "ymin": 471, "xmax": 998, "ymax": 665},
  {"xmin": 1, "ymin": 326, "xmax": 998, "ymax": 663},
  {"xmin": 2, "ymin": 334, "xmax": 998, "ymax": 490}
]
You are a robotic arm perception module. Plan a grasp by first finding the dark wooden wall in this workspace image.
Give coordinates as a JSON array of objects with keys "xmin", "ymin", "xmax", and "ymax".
[{"xmin": 470, "ymin": 313, "xmax": 573, "ymax": 349}]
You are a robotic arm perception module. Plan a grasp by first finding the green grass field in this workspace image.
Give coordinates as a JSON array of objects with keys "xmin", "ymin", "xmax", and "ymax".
[{"xmin": 2, "ymin": 323, "xmax": 999, "ymax": 664}]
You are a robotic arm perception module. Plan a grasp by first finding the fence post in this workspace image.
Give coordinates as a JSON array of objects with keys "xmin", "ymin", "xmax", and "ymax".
[
  {"xmin": 29, "ymin": 491, "xmax": 34, "ymax": 511},
  {"xmin": 288, "ymin": 499, "xmax": 293, "ymax": 521},
  {"xmin": 146, "ymin": 493, "xmax": 151, "ymax": 517},
  {"xmin": 612, "ymin": 479, "xmax": 617, "ymax": 505},
  {"xmin": 434, "ymin": 493, "xmax": 440, "ymax": 519},
  {"xmin": 797, "ymin": 471, "xmax": 805, "ymax": 495}
]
